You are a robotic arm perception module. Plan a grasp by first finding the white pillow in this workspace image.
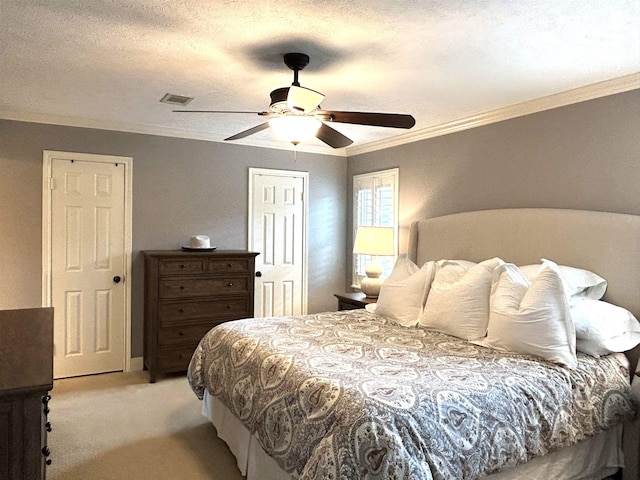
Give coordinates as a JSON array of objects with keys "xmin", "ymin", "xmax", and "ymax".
[
  {"xmin": 375, "ymin": 255, "xmax": 436, "ymax": 327},
  {"xmin": 519, "ymin": 261, "xmax": 607, "ymax": 301},
  {"xmin": 418, "ymin": 258, "xmax": 502, "ymax": 340},
  {"xmin": 482, "ymin": 260, "xmax": 577, "ymax": 369},
  {"xmin": 385, "ymin": 253, "xmax": 419, "ymax": 281},
  {"xmin": 570, "ymin": 298, "xmax": 640, "ymax": 356}
]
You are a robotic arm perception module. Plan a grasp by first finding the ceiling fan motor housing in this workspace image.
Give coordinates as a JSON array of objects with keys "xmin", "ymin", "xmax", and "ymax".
[
  {"xmin": 269, "ymin": 87, "xmax": 290, "ymax": 114},
  {"xmin": 269, "ymin": 53, "xmax": 311, "ymax": 114}
]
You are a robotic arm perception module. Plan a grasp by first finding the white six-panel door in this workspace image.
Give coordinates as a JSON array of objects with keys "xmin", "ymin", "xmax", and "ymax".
[
  {"xmin": 49, "ymin": 157, "xmax": 127, "ymax": 378},
  {"xmin": 249, "ymin": 168, "xmax": 308, "ymax": 317}
]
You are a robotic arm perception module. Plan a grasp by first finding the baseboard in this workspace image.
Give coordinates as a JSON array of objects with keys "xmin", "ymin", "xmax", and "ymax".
[{"xmin": 129, "ymin": 356, "xmax": 144, "ymax": 372}]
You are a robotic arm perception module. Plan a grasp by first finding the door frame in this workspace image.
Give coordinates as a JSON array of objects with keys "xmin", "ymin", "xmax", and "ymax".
[
  {"xmin": 41, "ymin": 150, "xmax": 134, "ymax": 373},
  {"xmin": 248, "ymin": 167, "xmax": 309, "ymax": 315}
]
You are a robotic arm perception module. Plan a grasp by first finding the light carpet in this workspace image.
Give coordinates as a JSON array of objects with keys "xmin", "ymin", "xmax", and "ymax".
[{"xmin": 48, "ymin": 371, "xmax": 243, "ymax": 480}]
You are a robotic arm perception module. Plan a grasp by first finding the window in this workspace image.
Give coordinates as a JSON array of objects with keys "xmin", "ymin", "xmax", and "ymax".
[{"xmin": 352, "ymin": 168, "xmax": 399, "ymax": 288}]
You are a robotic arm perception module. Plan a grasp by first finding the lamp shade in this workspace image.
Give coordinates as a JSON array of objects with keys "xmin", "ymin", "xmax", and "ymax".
[
  {"xmin": 353, "ymin": 226, "xmax": 395, "ymax": 256},
  {"xmin": 287, "ymin": 86, "xmax": 325, "ymax": 114},
  {"xmin": 269, "ymin": 115, "xmax": 322, "ymax": 145}
]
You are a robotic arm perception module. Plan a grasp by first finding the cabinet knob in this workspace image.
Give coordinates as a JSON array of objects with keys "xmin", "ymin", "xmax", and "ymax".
[
  {"xmin": 227, "ymin": 263, "xmax": 233, "ymax": 268},
  {"xmin": 180, "ymin": 285, "xmax": 185, "ymax": 289},
  {"xmin": 46, "ymin": 459, "xmax": 52, "ymax": 466},
  {"xmin": 180, "ymin": 264, "xmax": 185, "ymax": 268},
  {"xmin": 256, "ymin": 271, "xmax": 262, "ymax": 277},
  {"xmin": 46, "ymin": 422, "xmax": 52, "ymax": 432},
  {"xmin": 227, "ymin": 305, "xmax": 232, "ymax": 309},
  {"xmin": 179, "ymin": 308, "xmax": 185, "ymax": 313},
  {"xmin": 44, "ymin": 406, "xmax": 50, "ymax": 414},
  {"xmin": 43, "ymin": 394, "xmax": 51, "ymax": 404},
  {"xmin": 42, "ymin": 446, "xmax": 50, "ymax": 457},
  {"xmin": 178, "ymin": 330, "xmax": 185, "ymax": 336},
  {"xmin": 226, "ymin": 282, "xmax": 234, "ymax": 287}
]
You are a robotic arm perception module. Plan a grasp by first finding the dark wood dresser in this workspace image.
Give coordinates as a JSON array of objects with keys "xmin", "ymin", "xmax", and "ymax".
[
  {"xmin": 0, "ymin": 307, "xmax": 54, "ymax": 480},
  {"xmin": 143, "ymin": 250, "xmax": 258, "ymax": 382}
]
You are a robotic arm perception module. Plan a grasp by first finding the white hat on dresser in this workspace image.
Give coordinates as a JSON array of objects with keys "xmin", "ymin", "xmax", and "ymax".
[{"xmin": 182, "ymin": 235, "xmax": 216, "ymax": 251}]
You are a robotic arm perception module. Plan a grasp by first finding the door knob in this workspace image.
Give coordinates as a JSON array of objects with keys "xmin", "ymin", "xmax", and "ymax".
[{"xmin": 113, "ymin": 276, "xmax": 121, "ymax": 284}]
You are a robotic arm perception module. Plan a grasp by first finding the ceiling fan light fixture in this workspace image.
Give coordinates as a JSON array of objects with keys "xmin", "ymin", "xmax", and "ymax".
[
  {"xmin": 269, "ymin": 116, "xmax": 322, "ymax": 145},
  {"xmin": 287, "ymin": 86, "xmax": 325, "ymax": 114}
]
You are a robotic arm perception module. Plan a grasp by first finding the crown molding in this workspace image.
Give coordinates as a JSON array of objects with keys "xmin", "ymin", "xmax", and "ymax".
[
  {"xmin": 346, "ymin": 72, "xmax": 640, "ymax": 157},
  {"xmin": 0, "ymin": 110, "xmax": 348, "ymax": 157},
  {"xmin": 2, "ymin": 73, "xmax": 637, "ymax": 159}
]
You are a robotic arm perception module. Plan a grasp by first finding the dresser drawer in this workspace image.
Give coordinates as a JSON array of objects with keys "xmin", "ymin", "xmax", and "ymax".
[
  {"xmin": 157, "ymin": 345, "xmax": 198, "ymax": 371},
  {"xmin": 159, "ymin": 276, "xmax": 250, "ymax": 299},
  {"xmin": 159, "ymin": 258, "xmax": 207, "ymax": 275},
  {"xmin": 158, "ymin": 322, "xmax": 223, "ymax": 345},
  {"xmin": 158, "ymin": 298, "xmax": 250, "ymax": 323},
  {"xmin": 209, "ymin": 258, "xmax": 251, "ymax": 273}
]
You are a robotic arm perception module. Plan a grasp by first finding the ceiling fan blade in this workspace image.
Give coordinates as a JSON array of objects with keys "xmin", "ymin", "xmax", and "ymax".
[
  {"xmin": 315, "ymin": 123, "xmax": 353, "ymax": 148},
  {"xmin": 224, "ymin": 122, "xmax": 271, "ymax": 141},
  {"xmin": 173, "ymin": 110, "xmax": 273, "ymax": 116},
  {"xmin": 318, "ymin": 111, "xmax": 416, "ymax": 129}
]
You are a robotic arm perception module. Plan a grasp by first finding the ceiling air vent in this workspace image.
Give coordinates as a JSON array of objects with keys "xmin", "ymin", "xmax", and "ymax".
[{"xmin": 160, "ymin": 93, "xmax": 194, "ymax": 106}]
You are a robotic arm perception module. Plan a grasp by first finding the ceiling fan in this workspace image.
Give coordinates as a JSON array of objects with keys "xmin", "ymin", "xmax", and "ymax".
[{"xmin": 173, "ymin": 53, "xmax": 416, "ymax": 148}]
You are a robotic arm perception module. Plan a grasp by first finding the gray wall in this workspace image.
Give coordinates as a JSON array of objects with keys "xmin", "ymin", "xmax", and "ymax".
[
  {"xmin": 348, "ymin": 89, "xmax": 640, "ymax": 258},
  {"xmin": 2, "ymin": 88, "xmax": 638, "ymax": 358},
  {"xmin": 0, "ymin": 120, "xmax": 347, "ymax": 357}
]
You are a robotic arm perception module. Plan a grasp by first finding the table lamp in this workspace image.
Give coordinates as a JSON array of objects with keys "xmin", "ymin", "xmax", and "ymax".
[{"xmin": 353, "ymin": 226, "xmax": 395, "ymax": 298}]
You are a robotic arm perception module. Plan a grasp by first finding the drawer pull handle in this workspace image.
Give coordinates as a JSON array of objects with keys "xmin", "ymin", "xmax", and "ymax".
[
  {"xmin": 46, "ymin": 422, "xmax": 52, "ymax": 432},
  {"xmin": 42, "ymin": 446, "xmax": 50, "ymax": 457},
  {"xmin": 227, "ymin": 282, "xmax": 234, "ymax": 287}
]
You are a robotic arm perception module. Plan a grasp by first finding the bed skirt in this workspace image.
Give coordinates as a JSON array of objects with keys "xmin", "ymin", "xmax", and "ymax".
[{"xmin": 202, "ymin": 391, "xmax": 623, "ymax": 480}]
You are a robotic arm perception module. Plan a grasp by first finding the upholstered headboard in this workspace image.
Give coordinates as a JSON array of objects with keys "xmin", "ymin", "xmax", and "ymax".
[{"xmin": 408, "ymin": 208, "xmax": 640, "ymax": 375}]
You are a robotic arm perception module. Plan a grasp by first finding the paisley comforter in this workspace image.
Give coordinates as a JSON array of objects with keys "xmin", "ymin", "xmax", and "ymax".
[{"xmin": 188, "ymin": 309, "xmax": 637, "ymax": 480}]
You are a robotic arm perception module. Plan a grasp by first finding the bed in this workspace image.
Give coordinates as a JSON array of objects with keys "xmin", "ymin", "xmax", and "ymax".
[{"xmin": 188, "ymin": 208, "xmax": 640, "ymax": 480}]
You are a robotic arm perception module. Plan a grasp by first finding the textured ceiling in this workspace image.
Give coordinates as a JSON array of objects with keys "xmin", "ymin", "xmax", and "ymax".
[{"xmin": 1, "ymin": 0, "xmax": 639, "ymax": 154}]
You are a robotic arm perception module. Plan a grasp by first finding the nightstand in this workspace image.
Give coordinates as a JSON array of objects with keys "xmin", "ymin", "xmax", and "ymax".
[{"xmin": 334, "ymin": 292, "xmax": 377, "ymax": 311}]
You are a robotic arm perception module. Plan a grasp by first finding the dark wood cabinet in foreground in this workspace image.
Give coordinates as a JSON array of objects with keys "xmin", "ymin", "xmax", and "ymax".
[
  {"xmin": 143, "ymin": 250, "xmax": 258, "ymax": 382},
  {"xmin": 0, "ymin": 307, "xmax": 54, "ymax": 480}
]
